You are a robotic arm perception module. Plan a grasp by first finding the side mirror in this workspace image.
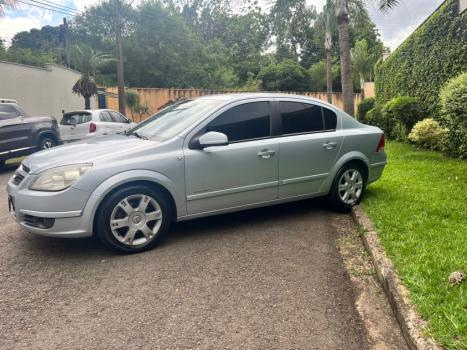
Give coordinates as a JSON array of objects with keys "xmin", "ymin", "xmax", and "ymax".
[{"xmin": 198, "ymin": 131, "xmax": 229, "ymax": 148}]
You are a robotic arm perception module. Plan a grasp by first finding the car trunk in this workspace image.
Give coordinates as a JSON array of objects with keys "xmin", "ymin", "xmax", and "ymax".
[{"xmin": 60, "ymin": 112, "xmax": 92, "ymax": 142}]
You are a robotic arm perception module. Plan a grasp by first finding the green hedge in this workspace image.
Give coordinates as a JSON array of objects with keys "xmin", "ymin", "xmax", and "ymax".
[{"xmin": 375, "ymin": 0, "xmax": 467, "ymax": 117}]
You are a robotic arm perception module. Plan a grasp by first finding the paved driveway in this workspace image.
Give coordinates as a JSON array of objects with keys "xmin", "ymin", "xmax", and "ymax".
[{"xmin": 0, "ymin": 167, "xmax": 369, "ymax": 350}]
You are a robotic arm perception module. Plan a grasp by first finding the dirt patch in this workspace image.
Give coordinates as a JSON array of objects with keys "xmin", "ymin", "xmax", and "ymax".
[{"xmin": 331, "ymin": 213, "xmax": 408, "ymax": 350}]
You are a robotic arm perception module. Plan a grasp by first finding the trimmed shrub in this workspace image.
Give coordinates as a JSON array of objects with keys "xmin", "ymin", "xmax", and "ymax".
[
  {"xmin": 408, "ymin": 118, "xmax": 448, "ymax": 151},
  {"xmin": 366, "ymin": 104, "xmax": 387, "ymax": 132},
  {"xmin": 375, "ymin": 0, "xmax": 467, "ymax": 116},
  {"xmin": 439, "ymin": 72, "xmax": 467, "ymax": 158},
  {"xmin": 383, "ymin": 96, "xmax": 424, "ymax": 140},
  {"xmin": 357, "ymin": 97, "xmax": 375, "ymax": 123}
]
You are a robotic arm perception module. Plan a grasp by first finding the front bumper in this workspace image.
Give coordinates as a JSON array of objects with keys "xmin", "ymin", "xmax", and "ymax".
[{"xmin": 6, "ymin": 166, "xmax": 93, "ymax": 238}]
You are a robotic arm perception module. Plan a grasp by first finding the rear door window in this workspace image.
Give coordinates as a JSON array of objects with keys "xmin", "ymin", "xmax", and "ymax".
[
  {"xmin": 323, "ymin": 107, "xmax": 337, "ymax": 130},
  {"xmin": 61, "ymin": 112, "xmax": 91, "ymax": 125},
  {"xmin": 279, "ymin": 102, "xmax": 323, "ymax": 135}
]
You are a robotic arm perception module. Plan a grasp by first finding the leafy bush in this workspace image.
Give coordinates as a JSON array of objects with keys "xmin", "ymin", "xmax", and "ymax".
[
  {"xmin": 375, "ymin": 0, "xmax": 467, "ymax": 116},
  {"xmin": 258, "ymin": 59, "xmax": 310, "ymax": 91},
  {"xmin": 383, "ymin": 96, "xmax": 424, "ymax": 139},
  {"xmin": 408, "ymin": 118, "xmax": 447, "ymax": 150},
  {"xmin": 366, "ymin": 104, "xmax": 388, "ymax": 132},
  {"xmin": 439, "ymin": 72, "xmax": 467, "ymax": 158},
  {"xmin": 357, "ymin": 97, "xmax": 375, "ymax": 123}
]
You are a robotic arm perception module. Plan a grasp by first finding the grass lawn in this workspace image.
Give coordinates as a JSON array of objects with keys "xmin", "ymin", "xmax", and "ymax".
[{"xmin": 362, "ymin": 141, "xmax": 466, "ymax": 349}]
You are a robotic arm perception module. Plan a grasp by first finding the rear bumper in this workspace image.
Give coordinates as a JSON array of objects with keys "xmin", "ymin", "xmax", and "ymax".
[{"xmin": 368, "ymin": 161, "xmax": 386, "ymax": 184}]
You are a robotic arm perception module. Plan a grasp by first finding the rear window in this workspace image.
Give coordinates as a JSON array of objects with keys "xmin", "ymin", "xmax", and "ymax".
[{"xmin": 61, "ymin": 112, "xmax": 91, "ymax": 125}]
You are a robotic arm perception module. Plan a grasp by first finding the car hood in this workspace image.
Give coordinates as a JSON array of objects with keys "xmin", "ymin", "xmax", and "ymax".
[
  {"xmin": 25, "ymin": 116, "xmax": 54, "ymax": 123},
  {"xmin": 23, "ymin": 134, "xmax": 159, "ymax": 174}
]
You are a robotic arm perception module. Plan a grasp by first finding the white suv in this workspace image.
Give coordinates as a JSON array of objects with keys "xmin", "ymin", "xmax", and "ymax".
[{"xmin": 59, "ymin": 109, "xmax": 136, "ymax": 142}]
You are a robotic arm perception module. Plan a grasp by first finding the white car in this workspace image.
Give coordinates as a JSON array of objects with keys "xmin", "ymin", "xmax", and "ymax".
[{"xmin": 59, "ymin": 109, "xmax": 136, "ymax": 142}]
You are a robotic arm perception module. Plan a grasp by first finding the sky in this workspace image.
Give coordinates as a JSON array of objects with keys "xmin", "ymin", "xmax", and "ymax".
[{"xmin": 0, "ymin": 0, "xmax": 445, "ymax": 51}]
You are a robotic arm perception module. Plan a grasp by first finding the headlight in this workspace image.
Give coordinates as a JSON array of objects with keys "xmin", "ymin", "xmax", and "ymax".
[{"xmin": 30, "ymin": 163, "xmax": 92, "ymax": 191}]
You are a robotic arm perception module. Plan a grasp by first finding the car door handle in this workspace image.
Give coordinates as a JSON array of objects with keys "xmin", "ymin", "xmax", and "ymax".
[
  {"xmin": 257, "ymin": 149, "xmax": 275, "ymax": 159},
  {"xmin": 323, "ymin": 141, "xmax": 337, "ymax": 150}
]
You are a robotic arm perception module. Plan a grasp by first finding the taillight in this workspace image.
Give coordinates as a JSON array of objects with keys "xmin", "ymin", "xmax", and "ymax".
[
  {"xmin": 376, "ymin": 133, "xmax": 385, "ymax": 153},
  {"xmin": 89, "ymin": 122, "xmax": 97, "ymax": 133}
]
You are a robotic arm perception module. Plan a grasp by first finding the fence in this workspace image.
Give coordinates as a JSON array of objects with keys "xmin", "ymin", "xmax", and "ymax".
[{"xmin": 103, "ymin": 87, "xmax": 364, "ymax": 122}]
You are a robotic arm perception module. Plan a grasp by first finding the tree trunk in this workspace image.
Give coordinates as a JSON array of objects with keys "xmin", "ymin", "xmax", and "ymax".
[
  {"xmin": 115, "ymin": 0, "xmax": 126, "ymax": 116},
  {"xmin": 336, "ymin": 0, "xmax": 354, "ymax": 116},
  {"xmin": 84, "ymin": 96, "xmax": 91, "ymax": 110},
  {"xmin": 326, "ymin": 48, "xmax": 333, "ymax": 104}
]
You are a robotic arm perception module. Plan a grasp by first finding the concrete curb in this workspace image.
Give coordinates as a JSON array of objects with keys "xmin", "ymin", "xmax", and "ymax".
[{"xmin": 351, "ymin": 206, "xmax": 443, "ymax": 350}]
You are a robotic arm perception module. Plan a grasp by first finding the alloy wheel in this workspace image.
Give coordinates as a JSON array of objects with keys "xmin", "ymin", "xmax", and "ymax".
[
  {"xmin": 42, "ymin": 140, "xmax": 54, "ymax": 149},
  {"xmin": 338, "ymin": 169, "xmax": 363, "ymax": 205},
  {"xmin": 110, "ymin": 194, "xmax": 163, "ymax": 247}
]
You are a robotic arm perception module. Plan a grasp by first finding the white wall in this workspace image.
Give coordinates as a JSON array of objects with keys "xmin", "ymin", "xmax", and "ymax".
[{"xmin": 0, "ymin": 61, "xmax": 97, "ymax": 120}]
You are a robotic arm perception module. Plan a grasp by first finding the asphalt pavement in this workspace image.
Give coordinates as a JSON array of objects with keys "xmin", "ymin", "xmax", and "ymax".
[{"xmin": 0, "ymin": 166, "xmax": 370, "ymax": 350}]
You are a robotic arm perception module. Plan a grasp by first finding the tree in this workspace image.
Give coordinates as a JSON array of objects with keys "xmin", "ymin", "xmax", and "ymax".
[
  {"xmin": 69, "ymin": 45, "xmax": 113, "ymax": 109},
  {"xmin": 125, "ymin": 90, "xmax": 149, "ymax": 122},
  {"xmin": 259, "ymin": 59, "xmax": 310, "ymax": 91},
  {"xmin": 336, "ymin": 0, "xmax": 399, "ymax": 115},
  {"xmin": 351, "ymin": 39, "xmax": 370, "ymax": 91},
  {"xmin": 323, "ymin": 0, "xmax": 336, "ymax": 102}
]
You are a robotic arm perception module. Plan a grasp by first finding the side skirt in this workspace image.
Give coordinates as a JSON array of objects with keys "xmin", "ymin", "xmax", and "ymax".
[{"xmin": 176, "ymin": 190, "xmax": 328, "ymax": 222}]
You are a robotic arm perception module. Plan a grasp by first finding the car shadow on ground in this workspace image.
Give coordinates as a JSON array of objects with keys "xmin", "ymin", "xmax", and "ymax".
[{"xmin": 18, "ymin": 197, "xmax": 330, "ymax": 258}]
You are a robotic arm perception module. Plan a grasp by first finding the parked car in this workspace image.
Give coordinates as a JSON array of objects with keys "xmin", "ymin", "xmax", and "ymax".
[
  {"xmin": 7, "ymin": 93, "xmax": 386, "ymax": 253},
  {"xmin": 0, "ymin": 99, "xmax": 61, "ymax": 168},
  {"xmin": 59, "ymin": 109, "xmax": 135, "ymax": 143}
]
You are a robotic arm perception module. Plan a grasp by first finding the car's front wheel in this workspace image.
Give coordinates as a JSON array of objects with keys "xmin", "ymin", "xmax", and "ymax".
[
  {"xmin": 38, "ymin": 136, "xmax": 56, "ymax": 150},
  {"xmin": 95, "ymin": 185, "xmax": 172, "ymax": 253},
  {"xmin": 328, "ymin": 164, "xmax": 366, "ymax": 212}
]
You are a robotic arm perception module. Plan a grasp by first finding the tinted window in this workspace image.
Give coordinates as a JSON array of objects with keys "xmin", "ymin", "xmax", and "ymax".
[
  {"xmin": 0, "ymin": 105, "xmax": 19, "ymax": 120},
  {"xmin": 110, "ymin": 111, "xmax": 127, "ymax": 123},
  {"xmin": 99, "ymin": 111, "xmax": 113, "ymax": 122},
  {"xmin": 206, "ymin": 102, "xmax": 270, "ymax": 142},
  {"xmin": 61, "ymin": 112, "xmax": 91, "ymax": 125},
  {"xmin": 323, "ymin": 107, "xmax": 337, "ymax": 130},
  {"xmin": 280, "ymin": 102, "xmax": 323, "ymax": 134}
]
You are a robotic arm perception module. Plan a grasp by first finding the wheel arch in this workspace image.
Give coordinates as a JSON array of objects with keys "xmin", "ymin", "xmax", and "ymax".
[
  {"xmin": 37, "ymin": 130, "xmax": 59, "ymax": 144},
  {"xmin": 321, "ymin": 152, "xmax": 370, "ymax": 194},
  {"xmin": 81, "ymin": 170, "xmax": 185, "ymax": 236}
]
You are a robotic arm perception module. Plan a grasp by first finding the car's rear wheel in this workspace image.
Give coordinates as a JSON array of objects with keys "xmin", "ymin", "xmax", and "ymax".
[
  {"xmin": 38, "ymin": 136, "xmax": 56, "ymax": 150},
  {"xmin": 328, "ymin": 164, "xmax": 366, "ymax": 212},
  {"xmin": 95, "ymin": 185, "xmax": 172, "ymax": 253},
  {"xmin": 0, "ymin": 159, "xmax": 5, "ymax": 169}
]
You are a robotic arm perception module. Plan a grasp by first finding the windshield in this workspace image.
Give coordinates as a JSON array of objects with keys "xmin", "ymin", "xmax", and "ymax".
[{"xmin": 127, "ymin": 99, "xmax": 224, "ymax": 141}]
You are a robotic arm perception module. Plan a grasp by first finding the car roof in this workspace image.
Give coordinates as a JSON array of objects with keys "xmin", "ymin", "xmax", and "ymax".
[
  {"xmin": 64, "ymin": 109, "xmax": 117, "ymax": 113},
  {"xmin": 196, "ymin": 92, "xmax": 338, "ymax": 110}
]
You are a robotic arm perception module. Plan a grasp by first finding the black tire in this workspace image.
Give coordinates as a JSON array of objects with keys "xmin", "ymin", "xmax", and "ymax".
[
  {"xmin": 0, "ymin": 159, "xmax": 5, "ymax": 169},
  {"xmin": 328, "ymin": 163, "xmax": 367, "ymax": 213},
  {"xmin": 38, "ymin": 135, "xmax": 57, "ymax": 150},
  {"xmin": 95, "ymin": 184, "xmax": 172, "ymax": 253}
]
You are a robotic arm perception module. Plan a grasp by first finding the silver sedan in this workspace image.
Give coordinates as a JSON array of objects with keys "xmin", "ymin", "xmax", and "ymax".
[{"xmin": 6, "ymin": 93, "xmax": 386, "ymax": 253}]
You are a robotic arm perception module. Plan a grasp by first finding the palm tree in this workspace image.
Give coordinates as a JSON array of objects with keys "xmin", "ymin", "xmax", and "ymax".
[
  {"xmin": 351, "ymin": 39, "xmax": 371, "ymax": 92},
  {"xmin": 323, "ymin": 0, "xmax": 336, "ymax": 103},
  {"xmin": 68, "ymin": 45, "xmax": 113, "ymax": 109},
  {"xmin": 336, "ymin": 0, "xmax": 399, "ymax": 115}
]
